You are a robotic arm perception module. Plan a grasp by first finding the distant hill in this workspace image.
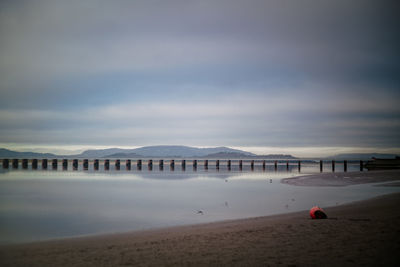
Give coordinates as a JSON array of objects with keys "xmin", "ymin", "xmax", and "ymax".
[
  {"xmin": 77, "ymin": 148, "xmax": 130, "ymax": 158},
  {"xmin": 99, "ymin": 146, "xmax": 256, "ymax": 158},
  {"xmin": 124, "ymin": 146, "xmax": 255, "ymax": 157},
  {"xmin": 3, "ymin": 146, "xmax": 255, "ymax": 159},
  {"xmin": 202, "ymin": 152, "xmax": 297, "ymax": 159},
  {"xmin": 201, "ymin": 152, "xmax": 252, "ymax": 158},
  {"xmin": 103, "ymin": 152, "xmax": 142, "ymax": 158},
  {"xmin": 0, "ymin": 146, "xmax": 299, "ymax": 159},
  {"xmin": 254, "ymin": 154, "xmax": 297, "ymax": 159},
  {"xmin": 325, "ymin": 153, "xmax": 399, "ymax": 160},
  {"xmin": 0, "ymin": 148, "xmax": 57, "ymax": 158}
]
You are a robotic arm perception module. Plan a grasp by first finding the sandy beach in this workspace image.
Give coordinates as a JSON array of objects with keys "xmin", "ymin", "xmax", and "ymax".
[{"xmin": 1, "ymin": 171, "xmax": 400, "ymax": 267}]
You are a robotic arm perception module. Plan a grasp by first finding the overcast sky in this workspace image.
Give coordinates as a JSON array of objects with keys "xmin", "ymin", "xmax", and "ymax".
[{"xmin": 0, "ymin": 0, "xmax": 399, "ymax": 156}]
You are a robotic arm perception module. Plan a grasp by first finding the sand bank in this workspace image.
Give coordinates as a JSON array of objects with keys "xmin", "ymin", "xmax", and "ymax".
[
  {"xmin": 282, "ymin": 169, "xmax": 400, "ymax": 187},
  {"xmin": 1, "ymin": 171, "xmax": 400, "ymax": 266}
]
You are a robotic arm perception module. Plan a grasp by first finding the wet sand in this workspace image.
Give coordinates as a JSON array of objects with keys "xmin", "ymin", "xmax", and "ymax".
[
  {"xmin": 282, "ymin": 169, "xmax": 400, "ymax": 187},
  {"xmin": 1, "ymin": 171, "xmax": 400, "ymax": 266}
]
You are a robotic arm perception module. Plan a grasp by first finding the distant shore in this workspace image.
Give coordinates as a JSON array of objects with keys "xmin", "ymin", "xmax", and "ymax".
[{"xmin": 1, "ymin": 171, "xmax": 400, "ymax": 266}]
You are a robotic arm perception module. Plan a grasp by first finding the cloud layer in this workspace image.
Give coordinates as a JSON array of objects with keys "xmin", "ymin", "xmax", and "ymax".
[{"xmin": 0, "ymin": 0, "xmax": 399, "ymax": 154}]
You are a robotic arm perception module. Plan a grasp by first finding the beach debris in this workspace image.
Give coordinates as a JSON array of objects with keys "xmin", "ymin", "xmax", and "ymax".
[
  {"xmin": 310, "ymin": 206, "xmax": 327, "ymax": 219},
  {"xmin": 196, "ymin": 210, "xmax": 204, "ymax": 215}
]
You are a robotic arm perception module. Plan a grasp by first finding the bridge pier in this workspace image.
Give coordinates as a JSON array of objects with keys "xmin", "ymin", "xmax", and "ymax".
[
  {"xmin": 22, "ymin": 159, "xmax": 28, "ymax": 169},
  {"xmin": 52, "ymin": 159, "xmax": 58, "ymax": 170},
  {"xmin": 83, "ymin": 159, "xmax": 89, "ymax": 170},
  {"xmin": 62, "ymin": 159, "xmax": 68, "ymax": 170},
  {"xmin": 12, "ymin": 159, "xmax": 18, "ymax": 169},
  {"xmin": 104, "ymin": 159, "xmax": 110, "ymax": 170},
  {"xmin": 94, "ymin": 159, "xmax": 99, "ymax": 170},
  {"xmin": 32, "ymin": 159, "xmax": 38, "ymax": 169},
  {"xmin": 73, "ymin": 159, "xmax": 78, "ymax": 170},
  {"xmin": 181, "ymin": 160, "xmax": 185, "ymax": 171},
  {"xmin": 193, "ymin": 160, "xmax": 197, "ymax": 171},
  {"xmin": 42, "ymin": 159, "xmax": 48, "ymax": 170},
  {"xmin": 115, "ymin": 159, "xmax": 120, "ymax": 170},
  {"xmin": 159, "ymin": 160, "xmax": 163, "ymax": 171},
  {"xmin": 2, "ymin": 159, "xmax": 9, "ymax": 169}
]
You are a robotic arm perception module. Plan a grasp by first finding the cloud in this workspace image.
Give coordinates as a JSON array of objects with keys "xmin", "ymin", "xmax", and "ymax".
[
  {"xmin": 1, "ymin": 0, "xmax": 398, "ymax": 85},
  {"xmin": 0, "ymin": 0, "xmax": 399, "ymax": 152},
  {"xmin": 1, "ymin": 89, "xmax": 399, "ymax": 148}
]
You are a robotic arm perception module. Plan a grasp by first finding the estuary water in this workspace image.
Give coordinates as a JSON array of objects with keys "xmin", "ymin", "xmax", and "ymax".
[{"xmin": 0, "ymin": 166, "xmax": 399, "ymax": 244}]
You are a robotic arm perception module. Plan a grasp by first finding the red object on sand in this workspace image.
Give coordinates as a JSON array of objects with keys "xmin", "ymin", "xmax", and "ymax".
[{"xmin": 310, "ymin": 206, "xmax": 327, "ymax": 219}]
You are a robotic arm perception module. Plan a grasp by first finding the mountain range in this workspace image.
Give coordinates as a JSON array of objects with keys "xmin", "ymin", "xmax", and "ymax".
[
  {"xmin": 2, "ymin": 146, "xmax": 395, "ymax": 160},
  {"xmin": 77, "ymin": 146, "xmax": 256, "ymax": 158},
  {"xmin": 1, "ymin": 146, "xmax": 259, "ymax": 159},
  {"xmin": 0, "ymin": 148, "xmax": 57, "ymax": 158}
]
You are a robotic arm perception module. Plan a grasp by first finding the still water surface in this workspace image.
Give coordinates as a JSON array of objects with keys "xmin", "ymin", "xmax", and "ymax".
[{"xmin": 0, "ymin": 167, "xmax": 399, "ymax": 244}]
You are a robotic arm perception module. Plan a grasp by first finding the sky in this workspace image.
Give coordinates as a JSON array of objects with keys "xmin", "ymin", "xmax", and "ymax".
[{"xmin": 0, "ymin": 0, "xmax": 399, "ymax": 157}]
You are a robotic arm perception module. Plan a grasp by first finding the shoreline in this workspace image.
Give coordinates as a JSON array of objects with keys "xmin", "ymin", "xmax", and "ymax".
[
  {"xmin": 1, "ymin": 171, "xmax": 400, "ymax": 266},
  {"xmin": 1, "ymin": 196, "xmax": 400, "ymax": 266}
]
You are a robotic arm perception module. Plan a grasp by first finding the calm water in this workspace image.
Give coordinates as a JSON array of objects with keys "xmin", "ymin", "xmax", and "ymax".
[{"xmin": 0, "ymin": 165, "xmax": 399, "ymax": 244}]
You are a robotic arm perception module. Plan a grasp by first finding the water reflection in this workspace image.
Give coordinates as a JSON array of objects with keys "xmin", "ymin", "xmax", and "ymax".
[{"xmin": 0, "ymin": 170, "xmax": 397, "ymax": 245}]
